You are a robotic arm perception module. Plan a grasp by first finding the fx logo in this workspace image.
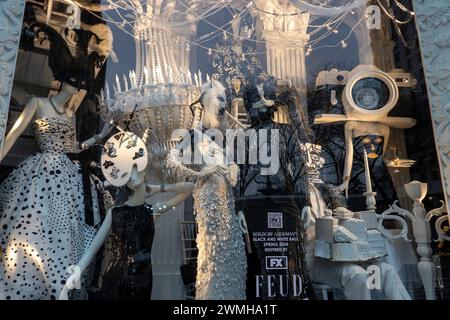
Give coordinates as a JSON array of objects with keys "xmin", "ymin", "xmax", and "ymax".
[{"xmin": 266, "ymin": 256, "xmax": 288, "ymax": 270}]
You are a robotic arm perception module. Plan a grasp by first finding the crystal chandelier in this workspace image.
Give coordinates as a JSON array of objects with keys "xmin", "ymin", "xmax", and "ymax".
[{"xmin": 101, "ymin": 0, "xmax": 200, "ymax": 148}]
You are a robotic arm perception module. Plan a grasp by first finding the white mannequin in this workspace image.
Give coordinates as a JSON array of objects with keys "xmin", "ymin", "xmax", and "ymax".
[
  {"xmin": 0, "ymin": 79, "xmax": 115, "ymax": 300},
  {"xmin": 0, "ymin": 81, "xmax": 112, "ymax": 162},
  {"xmin": 166, "ymin": 80, "xmax": 247, "ymax": 299},
  {"xmin": 59, "ymin": 165, "xmax": 194, "ymax": 299}
]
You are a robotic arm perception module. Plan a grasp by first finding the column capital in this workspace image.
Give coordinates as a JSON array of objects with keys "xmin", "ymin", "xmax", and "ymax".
[{"xmin": 262, "ymin": 30, "xmax": 309, "ymax": 48}]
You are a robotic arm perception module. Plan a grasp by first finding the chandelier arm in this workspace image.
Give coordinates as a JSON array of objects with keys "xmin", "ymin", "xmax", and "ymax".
[{"xmin": 289, "ymin": 0, "xmax": 366, "ymax": 17}]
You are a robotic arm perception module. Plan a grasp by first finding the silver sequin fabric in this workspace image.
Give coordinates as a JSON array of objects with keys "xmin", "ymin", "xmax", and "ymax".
[{"xmin": 166, "ymin": 156, "xmax": 247, "ymax": 300}]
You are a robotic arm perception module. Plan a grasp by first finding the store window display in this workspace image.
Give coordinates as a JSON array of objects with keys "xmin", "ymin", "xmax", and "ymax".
[{"xmin": 0, "ymin": 0, "xmax": 446, "ymax": 302}]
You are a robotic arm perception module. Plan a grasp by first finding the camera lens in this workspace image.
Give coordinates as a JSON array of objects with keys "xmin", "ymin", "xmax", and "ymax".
[{"xmin": 351, "ymin": 77, "xmax": 389, "ymax": 110}]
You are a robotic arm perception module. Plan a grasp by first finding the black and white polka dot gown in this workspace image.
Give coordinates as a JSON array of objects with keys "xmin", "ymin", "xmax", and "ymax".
[{"xmin": 0, "ymin": 117, "xmax": 98, "ymax": 300}]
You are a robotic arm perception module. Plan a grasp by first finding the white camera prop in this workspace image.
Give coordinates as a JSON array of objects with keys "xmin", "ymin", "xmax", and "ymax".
[{"xmin": 314, "ymin": 64, "xmax": 416, "ymax": 129}]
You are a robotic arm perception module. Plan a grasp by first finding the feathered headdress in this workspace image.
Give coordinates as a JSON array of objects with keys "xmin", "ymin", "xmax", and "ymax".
[
  {"xmin": 31, "ymin": 23, "xmax": 104, "ymax": 90},
  {"xmin": 242, "ymin": 76, "xmax": 277, "ymax": 124}
]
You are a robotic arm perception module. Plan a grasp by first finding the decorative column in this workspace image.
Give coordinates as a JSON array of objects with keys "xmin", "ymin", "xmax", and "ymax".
[
  {"xmin": 404, "ymin": 181, "xmax": 436, "ymax": 300},
  {"xmin": 255, "ymin": 0, "xmax": 310, "ymax": 99},
  {"xmin": 376, "ymin": 181, "xmax": 437, "ymax": 299},
  {"xmin": 0, "ymin": 0, "xmax": 26, "ymax": 155},
  {"xmin": 412, "ymin": 0, "xmax": 450, "ymax": 215},
  {"xmin": 262, "ymin": 30, "xmax": 309, "ymax": 97}
]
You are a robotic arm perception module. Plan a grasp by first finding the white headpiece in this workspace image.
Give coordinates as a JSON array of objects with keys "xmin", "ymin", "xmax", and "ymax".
[{"xmin": 100, "ymin": 130, "xmax": 149, "ymax": 187}]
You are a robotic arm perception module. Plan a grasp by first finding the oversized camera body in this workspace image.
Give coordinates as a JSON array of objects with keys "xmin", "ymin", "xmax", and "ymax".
[{"xmin": 314, "ymin": 64, "xmax": 416, "ymax": 128}]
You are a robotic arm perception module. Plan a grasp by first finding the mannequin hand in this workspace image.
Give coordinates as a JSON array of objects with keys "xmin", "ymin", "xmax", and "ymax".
[
  {"xmin": 59, "ymin": 265, "xmax": 81, "ymax": 300},
  {"xmin": 301, "ymin": 206, "xmax": 312, "ymax": 229},
  {"xmin": 199, "ymin": 165, "xmax": 217, "ymax": 177},
  {"xmin": 216, "ymin": 164, "xmax": 230, "ymax": 177},
  {"xmin": 200, "ymin": 164, "xmax": 228, "ymax": 177},
  {"xmin": 262, "ymin": 98, "xmax": 275, "ymax": 107},
  {"xmin": 337, "ymin": 180, "xmax": 349, "ymax": 198},
  {"xmin": 96, "ymin": 121, "xmax": 115, "ymax": 140},
  {"xmin": 152, "ymin": 212, "xmax": 162, "ymax": 223},
  {"xmin": 228, "ymin": 163, "xmax": 239, "ymax": 186},
  {"xmin": 146, "ymin": 184, "xmax": 161, "ymax": 196},
  {"xmin": 384, "ymin": 158, "xmax": 415, "ymax": 168},
  {"xmin": 237, "ymin": 210, "xmax": 249, "ymax": 234},
  {"xmin": 65, "ymin": 265, "xmax": 81, "ymax": 290},
  {"xmin": 80, "ymin": 121, "xmax": 114, "ymax": 150}
]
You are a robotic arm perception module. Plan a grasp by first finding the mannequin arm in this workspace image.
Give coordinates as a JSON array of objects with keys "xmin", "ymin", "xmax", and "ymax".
[
  {"xmin": 78, "ymin": 209, "xmax": 112, "ymax": 272},
  {"xmin": 380, "ymin": 124, "xmax": 390, "ymax": 158},
  {"xmin": 148, "ymin": 182, "xmax": 194, "ymax": 215},
  {"xmin": 165, "ymin": 151, "xmax": 227, "ymax": 180},
  {"xmin": 338, "ymin": 122, "xmax": 354, "ymax": 197},
  {"xmin": 237, "ymin": 210, "xmax": 252, "ymax": 254},
  {"xmin": 59, "ymin": 208, "xmax": 112, "ymax": 299},
  {"xmin": 0, "ymin": 98, "xmax": 39, "ymax": 162},
  {"xmin": 79, "ymin": 121, "xmax": 115, "ymax": 150},
  {"xmin": 147, "ymin": 181, "xmax": 195, "ymax": 194}
]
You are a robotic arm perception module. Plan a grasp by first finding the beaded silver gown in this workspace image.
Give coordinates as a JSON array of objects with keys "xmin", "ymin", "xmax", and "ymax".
[
  {"xmin": 0, "ymin": 117, "xmax": 98, "ymax": 300},
  {"xmin": 166, "ymin": 149, "xmax": 247, "ymax": 300}
]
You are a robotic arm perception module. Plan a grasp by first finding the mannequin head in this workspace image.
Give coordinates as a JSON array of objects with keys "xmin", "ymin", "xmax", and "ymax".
[
  {"xmin": 359, "ymin": 135, "xmax": 384, "ymax": 159},
  {"xmin": 101, "ymin": 131, "xmax": 148, "ymax": 187},
  {"xmin": 126, "ymin": 165, "xmax": 146, "ymax": 191},
  {"xmin": 243, "ymin": 77, "xmax": 277, "ymax": 125},
  {"xmin": 200, "ymin": 80, "xmax": 227, "ymax": 129}
]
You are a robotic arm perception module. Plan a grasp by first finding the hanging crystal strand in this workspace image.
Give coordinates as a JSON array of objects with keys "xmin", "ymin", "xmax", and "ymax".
[
  {"xmin": 163, "ymin": 24, "xmax": 181, "ymax": 84},
  {"xmin": 153, "ymin": 24, "xmax": 162, "ymax": 83},
  {"xmin": 150, "ymin": 28, "xmax": 158, "ymax": 84},
  {"xmin": 160, "ymin": 27, "xmax": 169, "ymax": 83},
  {"xmin": 162, "ymin": 28, "xmax": 173, "ymax": 83},
  {"xmin": 161, "ymin": 26, "xmax": 172, "ymax": 82},
  {"xmin": 142, "ymin": 30, "xmax": 149, "ymax": 85},
  {"xmin": 135, "ymin": 27, "xmax": 144, "ymax": 86},
  {"xmin": 146, "ymin": 31, "xmax": 153, "ymax": 83},
  {"xmin": 153, "ymin": 26, "xmax": 162, "ymax": 83},
  {"xmin": 138, "ymin": 5, "xmax": 148, "ymax": 87},
  {"xmin": 142, "ymin": 29, "xmax": 149, "ymax": 84},
  {"xmin": 146, "ymin": 0, "xmax": 154, "ymax": 18},
  {"xmin": 187, "ymin": 69, "xmax": 193, "ymax": 85},
  {"xmin": 157, "ymin": 26, "xmax": 167, "ymax": 83}
]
